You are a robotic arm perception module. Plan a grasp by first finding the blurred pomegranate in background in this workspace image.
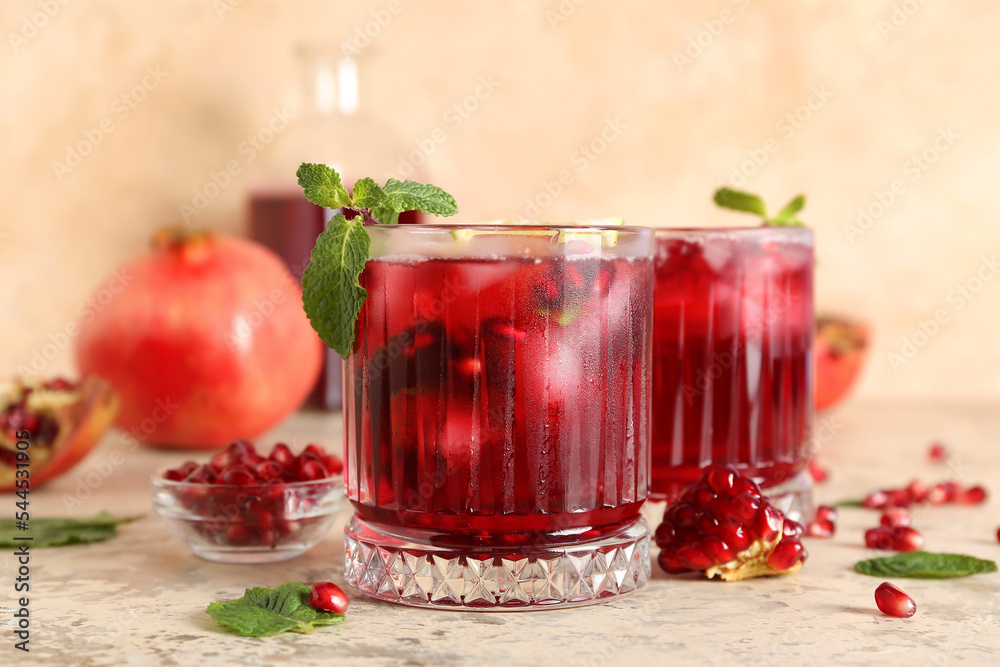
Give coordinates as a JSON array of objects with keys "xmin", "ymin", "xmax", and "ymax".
[
  {"xmin": 814, "ymin": 314, "xmax": 869, "ymax": 411},
  {"xmin": 75, "ymin": 229, "xmax": 323, "ymax": 449}
]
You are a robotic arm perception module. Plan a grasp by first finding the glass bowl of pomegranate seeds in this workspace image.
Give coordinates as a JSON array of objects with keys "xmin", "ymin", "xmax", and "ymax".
[{"xmin": 151, "ymin": 440, "xmax": 345, "ymax": 563}]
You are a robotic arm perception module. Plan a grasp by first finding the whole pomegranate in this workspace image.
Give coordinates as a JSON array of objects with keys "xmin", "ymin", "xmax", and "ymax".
[{"xmin": 75, "ymin": 229, "xmax": 322, "ymax": 449}]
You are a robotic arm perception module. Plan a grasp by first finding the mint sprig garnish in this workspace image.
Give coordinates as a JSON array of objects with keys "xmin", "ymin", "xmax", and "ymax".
[
  {"xmin": 855, "ymin": 552, "xmax": 998, "ymax": 579},
  {"xmin": 296, "ymin": 163, "xmax": 458, "ymax": 357},
  {"xmin": 206, "ymin": 582, "xmax": 345, "ymax": 637},
  {"xmin": 714, "ymin": 187, "xmax": 806, "ymax": 227}
]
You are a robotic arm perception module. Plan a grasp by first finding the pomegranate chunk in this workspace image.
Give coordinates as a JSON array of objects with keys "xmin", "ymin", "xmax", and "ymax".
[
  {"xmin": 874, "ymin": 582, "xmax": 916, "ymax": 618},
  {"xmin": 655, "ymin": 465, "xmax": 807, "ymax": 581}
]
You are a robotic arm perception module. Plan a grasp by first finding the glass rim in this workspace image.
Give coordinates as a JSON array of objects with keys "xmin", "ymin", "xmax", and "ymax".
[
  {"xmin": 365, "ymin": 223, "xmax": 653, "ymax": 235},
  {"xmin": 652, "ymin": 225, "xmax": 812, "ymax": 237},
  {"xmin": 149, "ymin": 468, "xmax": 343, "ymax": 490}
]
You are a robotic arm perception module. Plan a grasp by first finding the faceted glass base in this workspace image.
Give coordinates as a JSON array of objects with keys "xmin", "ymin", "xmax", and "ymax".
[{"xmin": 344, "ymin": 516, "xmax": 651, "ymax": 610}]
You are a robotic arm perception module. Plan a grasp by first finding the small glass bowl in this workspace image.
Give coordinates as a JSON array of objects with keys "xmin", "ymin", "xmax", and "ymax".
[{"xmin": 151, "ymin": 471, "xmax": 345, "ymax": 563}]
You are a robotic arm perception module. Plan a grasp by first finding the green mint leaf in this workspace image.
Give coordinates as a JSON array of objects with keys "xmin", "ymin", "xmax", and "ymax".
[
  {"xmin": 370, "ymin": 206, "xmax": 400, "ymax": 225},
  {"xmin": 776, "ymin": 194, "xmax": 805, "ymax": 220},
  {"xmin": 855, "ymin": 552, "xmax": 998, "ymax": 579},
  {"xmin": 714, "ymin": 187, "xmax": 768, "ymax": 218},
  {"xmin": 832, "ymin": 499, "xmax": 865, "ymax": 508},
  {"xmin": 0, "ymin": 512, "xmax": 138, "ymax": 548},
  {"xmin": 296, "ymin": 162, "xmax": 458, "ymax": 354},
  {"xmin": 296, "ymin": 163, "xmax": 353, "ymax": 209},
  {"xmin": 301, "ymin": 213, "xmax": 370, "ymax": 358},
  {"xmin": 207, "ymin": 583, "xmax": 346, "ymax": 638},
  {"xmin": 351, "ymin": 177, "xmax": 390, "ymax": 210},
  {"xmin": 383, "ymin": 179, "xmax": 458, "ymax": 217}
]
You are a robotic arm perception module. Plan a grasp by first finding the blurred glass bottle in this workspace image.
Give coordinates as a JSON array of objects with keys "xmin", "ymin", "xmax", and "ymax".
[{"xmin": 248, "ymin": 43, "xmax": 422, "ymax": 411}]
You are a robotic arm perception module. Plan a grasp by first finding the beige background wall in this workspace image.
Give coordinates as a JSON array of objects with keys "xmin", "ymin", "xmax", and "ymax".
[{"xmin": 2, "ymin": 0, "xmax": 998, "ymax": 404}]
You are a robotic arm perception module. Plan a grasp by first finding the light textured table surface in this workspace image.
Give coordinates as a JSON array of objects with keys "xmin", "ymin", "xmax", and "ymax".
[{"xmin": 4, "ymin": 403, "xmax": 999, "ymax": 666}]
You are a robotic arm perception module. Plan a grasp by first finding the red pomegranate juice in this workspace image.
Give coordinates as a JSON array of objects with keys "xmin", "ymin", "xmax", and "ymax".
[
  {"xmin": 345, "ymin": 230, "xmax": 652, "ymax": 545},
  {"xmin": 650, "ymin": 228, "xmax": 813, "ymax": 501}
]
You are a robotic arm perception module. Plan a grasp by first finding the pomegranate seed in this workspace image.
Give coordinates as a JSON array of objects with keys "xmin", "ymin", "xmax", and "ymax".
[
  {"xmin": 673, "ymin": 504, "xmax": 697, "ymax": 527},
  {"xmin": 185, "ymin": 467, "xmax": 216, "ymax": 484},
  {"xmin": 891, "ymin": 527, "xmax": 925, "ymax": 552},
  {"xmin": 766, "ymin": 538, "xmax": 807, "ymax": 571},
  {"xmin": 782, "ymin": 519, "xmax": 804, "ymax": 539},
  {"xmin": 309, "ymin": 582, "xmax": 349, "ymax": 614},
  {"xmin": 695, "ymin": 512, "xmax": 719, "ymax": 535},
  {"xmin": 45, "ymin": 378, "xmax": 74, "ymax": 391},
  {"xmin": 255, "ymin": 460, "xmax": 284, "ymax": 482},
  {"xmin": 691, "ymin": 486, "xmax": 715, "ymax": 509},
  {"xmin": 880, "ymin": 508, "xmax": 912, "ymax": 529},
  {"xmin": 163, "ymin": 468, "xmax": 188, "ymax": 482},
  {"xmin": 209, "ymin": 451, "xmax": 233, "ymax": 472},
  {"xmin": 808, "ymin": 459, "xmax": 829, "ymax": 483},
  {"xmin": 732, "ymin": 476, "xmax": 761, "ymax": 497},
  {"xmin": 864, "ymin": 491, "xmax": 890, "ymax": 510},
  {"xmin": 731, "ymin": 493, "xmax": 761, "ymax": 521},
  {"xmin": 655, "ymin": 521, "xmax": 676, "ymax": 546},
  {"xmin": 938, "ymin": 482, "xmax": 959, "ymax": 502},
  {"xmin": 225, "ymin": 524, "xmax": 253, "ymax": 546},
  {"xmin": 702, "ymin": 536, "xmax": 736, "ymax": 564},
  {"xmin": 304, "ymin": 443, "xmax": 327, "ymax": 459},
  {"xmin": 298, "ymin": 460, "xmax": 329, "ymax": 482},
  {"xmin": 753, "ymin": 504, "xmax": 784, "ymax": 543},
  {"xmin": 815, "ymin": 505, "xmax": 837, "ymax": 523},
  {"xmin": 905, "ymin": 480, "xmax": 929, "ymax": 504},
  {"xmin": 227, "ymin": 439, "xmax": 256, "ymax": 457},
  {"xmin": 865, "ymin": 527, "xmax": 895, "ymax": 550},
  {"xmin": 676, "ymin": 543, "xmax": 714, "ymax": 570},
  {"xmin": 889, "ymin": 489, "xmax": 912, "ymax": 508},
  {"xmin": 927, "ymin": 484, "xmax": 949, "ymax": 505},
  {"xmin": 657, "ymin": 548, "xmax": 691, "ymax": 575},
  {"xmin": 719, "ymin": 521, "xmax": 752, "ymax": 551},
  {"xmin": 958, "ymin": 486, "xmax": 987, "ymax": 505},
  {"xmin": 322, "ymin": 455, "xmax": 343, "ymax": 475},
  {"xmin": 269, "ymin": 443, "xmax": 295, "ymax": 465},
  {"xmin": 996, "ymin": 527, "xmax": 1000, "ymax": 544},
  {"xmin": 805, "ymin": 519, "xmax": 835, "ymax": 538},
  {"xmin": 928, "ymin": 442, "xmax": 949, "ymax": 462},
  {"xmin": 706, "ymin": 466, "xmax": 737, "ymax": 494},
  {"xmin": 220, "ymin": 466, "xmax": 257, "ymax": 486},
  {"xmin": 874, "ymin": 582, "xmax": 916, "ymax": 618}
]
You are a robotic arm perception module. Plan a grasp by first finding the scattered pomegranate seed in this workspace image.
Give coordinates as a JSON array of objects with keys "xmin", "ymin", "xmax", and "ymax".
[
  {"xmin": 805, "ymin": 519, "xmax": 835, "ymax": 538},
  {"xmin": 874, "ymin": 582, "xmax": 916, "ymax": 618},
  {"xmin": 815, "ymin": 505, "xmax": 837, "ymax": 523},
  {"xmin": 863, "ymin": 491, "xmax": 890, "ymax": 510},
  {"xmin": 996, "ymin": 527, "xmax": 1000, "ymax": 544},
  {"xmin": 928, "ymin": 441, "xmax": 949, "ymax": 463},
  {"xmin": 861, "ymin": 479, "xmax": 986, "ymax": 509},
  {"xmin": 880, "ymin": 508, "xmax": 912, "ymax": 529},
  {"xmin": 808, "ymin": 459, "xmax": 829, "ymax": 484},
  {"xmin": 891, "ymin": 527, "xmax": 925, "ymax": 552},
  {"xmin": 958, "ymin": 486, "xmax": 987, "ymax": 505},
  {"xmin": 310, "ymin": 582, "xmax": 349, "ymax": 614},
  {"xmin": 865, "ymin": 527, "xmax": 895, "ymax": 550},
  {"xmin": 905, "ymin": 480, "xmax": 929, "ymax": 504},
  {"xmin": 655, "ymin": 465, "xmax": 807, "ymax": 581}
]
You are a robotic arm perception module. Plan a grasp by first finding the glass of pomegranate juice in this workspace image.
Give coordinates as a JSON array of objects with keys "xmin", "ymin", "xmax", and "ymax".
[
  {"xmin": 650, "ymin": 227, "xmax": 814, "ymax": 519},
  {"xmin": 343, "ymin": 224, "xmax": 654, "ymax": 609}
]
